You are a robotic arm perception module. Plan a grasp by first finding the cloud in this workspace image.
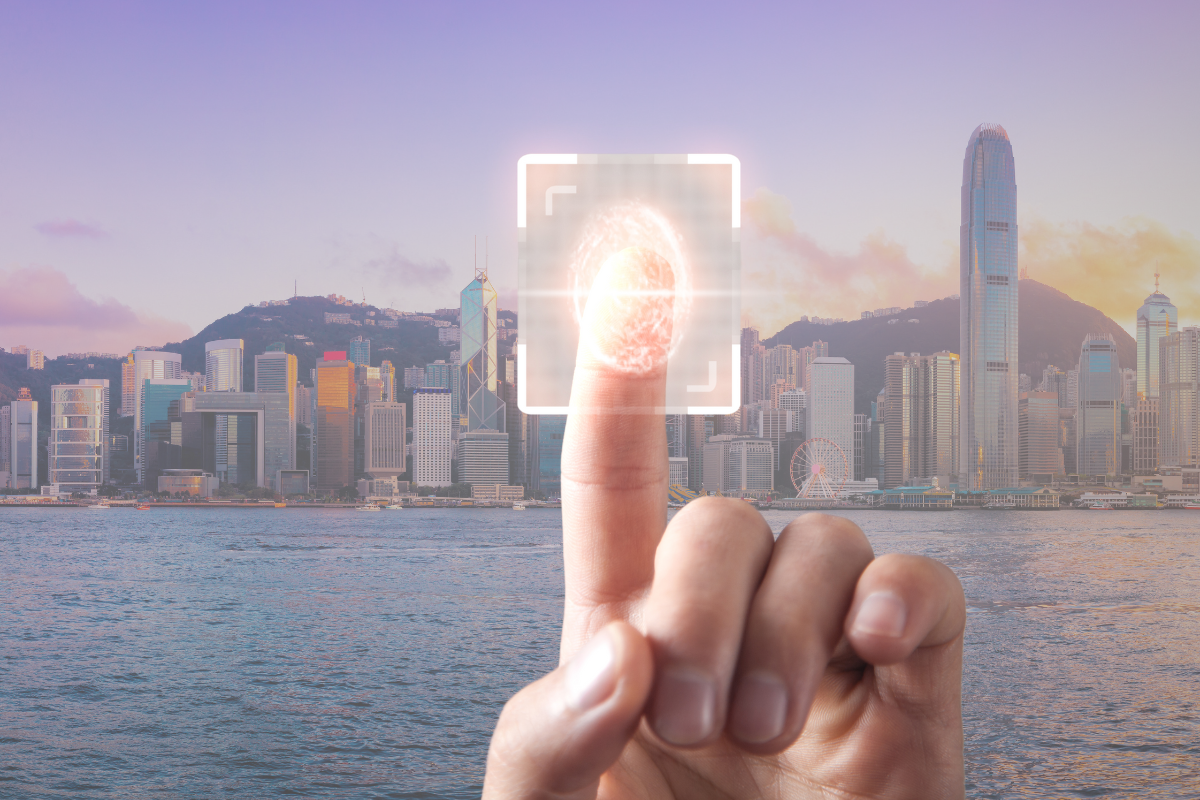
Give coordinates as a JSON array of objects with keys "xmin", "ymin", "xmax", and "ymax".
[
  {"xmin": 1021, "ymin": 217, "xmax": 1200, "ymax": 332},
  {"xmin": 0, "ymin": 266, "xmax": 192, "ymax": 357},
  {"xmin": 35, "ymin": 219, "xmax": 106, "ymax": 240},
  {"xmin": 740, "ymin": 188, "xmax": 956, "ymax": 336},
  {"xmin": 360, "ymin": 246, "xmax": 454, "ymax": 288}
]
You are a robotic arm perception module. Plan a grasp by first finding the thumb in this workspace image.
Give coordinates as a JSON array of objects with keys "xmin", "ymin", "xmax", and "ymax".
[{"xmin": 483, "ymin": 621, "xmax": 653, "ymax": 800}]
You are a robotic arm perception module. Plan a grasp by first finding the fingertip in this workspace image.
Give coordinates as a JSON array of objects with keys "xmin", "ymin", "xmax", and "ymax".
[{"xmin": 845, "ymin": 555, "xmax": 965, "ymax": 666}]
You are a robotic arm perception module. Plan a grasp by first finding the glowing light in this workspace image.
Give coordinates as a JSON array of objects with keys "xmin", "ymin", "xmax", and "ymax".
[{"xmin": 569, "ymin": 202, "xmax": 693, "ymax": 362}]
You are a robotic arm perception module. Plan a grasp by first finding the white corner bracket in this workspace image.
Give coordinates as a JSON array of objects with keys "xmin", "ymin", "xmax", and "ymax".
[
  {"xmin": 517, "ymin": 154, "xmax": 578, "ymax": 228},
  {"xmin": 545, "ymin": 185, "xmax": 576, "ymax": 215}
]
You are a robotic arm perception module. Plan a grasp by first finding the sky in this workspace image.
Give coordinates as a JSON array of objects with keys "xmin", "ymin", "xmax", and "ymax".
[{"xmin": 1, "ymin": 0, "xmax": 1198, "ymax": 356}]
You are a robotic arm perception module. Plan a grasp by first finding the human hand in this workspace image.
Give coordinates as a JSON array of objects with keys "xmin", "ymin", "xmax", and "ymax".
[{"xmin": 484, "ymin": 248, "xmax": 966, "ymax": 799}]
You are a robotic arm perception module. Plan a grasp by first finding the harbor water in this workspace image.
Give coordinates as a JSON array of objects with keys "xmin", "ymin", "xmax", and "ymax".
[{"xmin": 1, "ymin": 507, "xmax": 1197, "ymax": 798}]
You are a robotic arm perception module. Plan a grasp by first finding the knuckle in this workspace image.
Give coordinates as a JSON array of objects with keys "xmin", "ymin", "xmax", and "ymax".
[{"xmin": 782, "ymin": 513, "xmax": 874, "ymax": 561}]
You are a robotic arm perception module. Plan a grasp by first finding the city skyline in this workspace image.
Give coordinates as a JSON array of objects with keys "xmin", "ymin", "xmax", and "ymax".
[{"xmin": 1, "ymin": 4, "xmax": 1199, "ymax": 356}]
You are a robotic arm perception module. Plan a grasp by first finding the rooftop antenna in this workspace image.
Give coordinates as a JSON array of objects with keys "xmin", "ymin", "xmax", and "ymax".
[
  {"xmin": 294, "ymin": 279, "xmax": 297, "ymax": 298},
  {"xmin": 1155, "ymin": 272, "xmax": 1161, "ymax": 292}
]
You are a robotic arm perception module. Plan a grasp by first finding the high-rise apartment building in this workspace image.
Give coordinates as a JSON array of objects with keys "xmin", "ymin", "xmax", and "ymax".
[
  {"xmin": 740, "ymin": 328, "xmax": 760, "ymax": 408},
  {"xmin": 348, "ymin": 336, "xmax": 370, "ymax": 369},
  {"xmin": 413, "ymin": 387, "xmax": 452, "ymax": 487},
  {"xmin": 1137, "ymin": 280, "xmax": 1177, "ymax": 400},
  {"xmin": 27, "ymin": 350, "xmax": 45, "ymax": 370},
  {"xmin": 49, "ymin": 379, "xmax": 109, "ymax": 493},
  {"xmin": 806, "ymin": 357, "xmax": 855, "ymax": 480},
  {"xmin": 313, "ymin": 352, "xmax": 355, "ymax": 492},
  {"xmin": 460, "ymin": 268, "xmax": 505, "ymax": 431},
  {"xmin": 1076, "ymin": 336, "xmax": 1122, "ymax": 478},
  {"xmin": 1159, "ymin": 327, "xmax": 1200, "ymax": 468},
  {"xmin": 959, "ymin": 123, "xmax": 1019, "ymax": 490},
  {"xmin": 133, "ymin": 350, "xmax": 182, "ymax": 483},
  {"xmin": 1018, "ymin": 391, "xmax": 1063, "ymax": 479},
  {"xmin": 9, "ymin": 388, "xmax": 38, "ymax": 489}
]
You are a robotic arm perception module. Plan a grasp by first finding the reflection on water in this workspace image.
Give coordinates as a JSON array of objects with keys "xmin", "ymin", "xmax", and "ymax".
[{"xmin": 1, "ymin": 508, "xmax": 1197, "ymax": 798}]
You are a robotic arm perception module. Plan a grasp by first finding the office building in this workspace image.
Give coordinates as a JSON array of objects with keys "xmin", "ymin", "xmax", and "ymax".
[
  {"xmin": 413, "ymin": 387, "xmax": 452, "ymax": 487},
  {"xmin": 348, "ymin": 336, "xmax": 370, "ymax": 369},
  {"xmin": 1076, "ymin": 335, "xmax": 1122, "ymax": 478},
  {"xmin": 457, "ymin": 430, "xmax": 510, "ymax": 484},
  {"xmin": 1121, "ymin": 368, "xmax": 1137, "ymax": 410},
  {"xmin": 157, "ymin": 469, "xmax": 219, "ymax": 497},
  {"xmin": 741, "ymin": 328, "xmax": 761, "ymax": 408},
  {"xmin": 313, "ymin": 352, "xmax": 356, "ymax": 492},
  {"xmin": 759, "ymin": 407, "xmax": 792, "ymax": 472},
  {"xmin": 471, "ymin": 483, "xmax": 524, "ymax": 502},
  {"xmin": 1159, "ymin": 327, "xmax": 1200, "ymax": 468},
  {"xmin": 1137, "ymin": 279, "xmax": 1177, "ymax": 400},
  {"xmin": 379, "ymin": 360, "xmax": 396, "ymax": 403},
  {"xmin": 797, "ymin": 341, "xmax": 828, "ymax": 392},
  {"xmin": 132, "ymin": 350, "xmax": 182, "ymax": 483},
  {"xmin": 142, "ymin": 379, "xmax": 191, "ymax": 486},
  {"xmin": 1018, "ymin": 391, "xmax": 1063, "ymax": 479},
  {"xmin": 8, "ymin": 388, "xmax": 38, "ymax": 489},
  {"xmin": 363, "ymin": 402, "xmax": 406, "ymax": 479},
  {"xmin": 183, "ymin": 391, "xmax": 293, "ymax": 490},
  {"xmin": 27, "ymin": 350, "xmax": 45, "ymax": 370},
  {"xmin": 853, "ymin": 414, "xmax": 870, "ymax": 482},
  {"xmin": 120, "ymin": 354, "xmax": 135, "ymax": 416},
  {"xmin": 806, "ymin": 357, "xmax": 856, "ymax": 481},
  {"xmin": 669, "ymin": 456, "xmax": 689, "ymax": 487},
  {"xmin": 1132, "ymin": 398, "xmax": 1159, "ymax": 475},
  {"xmin": 460, "ymin": 267, "xmax": 505, "ymax": 431},
  {"xmin": 255, "ymin": 348, "xmax": 298, "ymax": 475},
  {"xmin": 49, "ymin": 379, "xmax": 109, "ymax": 493},
  {"xmin": 404, "ymin": 366, "xmax": 425, "ymax": 390},
  {"xmin": 425, "ymin": 360, "xmax": 459, "ymax": 425},
  {"xmin": 530, "ymin": 414, "xmax": 566, "ymax": 498},
  {"xmin": 666, "ymin": 414, "xmax": 687, "ymax": 459},
  {"xmin": 702, "ymin": 435, "xmax": 774, "ymax": 497},
  {"xmin": 205, "ymin": 339, "xmax": 244, "ymax": 392},
  {"xmin": 959, "ymin": 123, "xmax": 1019, "ymax": 490},
  {"xmin": 778, "ymin": 391, "xmax": 806, "ymax": 433},
  {"xmin": 0, "ymin": 405, "xmax": 9, "ymax": 483}
]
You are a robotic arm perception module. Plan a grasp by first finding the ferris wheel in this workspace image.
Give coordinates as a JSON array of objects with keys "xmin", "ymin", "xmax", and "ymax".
[{"xmin": 790, "ymin": 438, "xmax": 849, "ymax": 499}]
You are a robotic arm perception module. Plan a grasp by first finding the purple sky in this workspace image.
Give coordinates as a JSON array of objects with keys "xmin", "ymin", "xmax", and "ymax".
[{"xmin": 1, "ymin": 1, "xmax": 1197, "ymax": 355}]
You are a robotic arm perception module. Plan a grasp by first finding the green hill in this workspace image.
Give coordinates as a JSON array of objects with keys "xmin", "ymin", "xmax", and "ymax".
[{"xmin": 764, "ymin": 279, "xmax": 1137, "ymax": 414}]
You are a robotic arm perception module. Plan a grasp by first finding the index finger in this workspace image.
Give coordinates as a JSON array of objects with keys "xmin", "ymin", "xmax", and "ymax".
[{"xmin": 560, "ymin": 247, "xmax": 674, "ymax": 656}]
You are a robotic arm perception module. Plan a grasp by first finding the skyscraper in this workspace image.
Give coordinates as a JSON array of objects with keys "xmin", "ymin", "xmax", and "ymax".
[
  {"xmin": 882, "ymin": 351, "xmax": 959, "ymax": 488},
  {"xmin": 313, "ymin": 352, "xmax": 355, "ymax": 493},
  {"xmin": 363, "ymin": 401, "xmax": 406, "ymax": 479},
  {"xmin": 1136, "ymin": 277, "xmax": 1177, "ymax": 400},
  {"xmin": 348, "ymin": 336, "xmax": 370, "ymax": 369},
  {"xmin": 379, "ymin": 360, "xmax": 396, "ymax": 403},
  {"xmin": 806, "ymin": 357, "xmax": 855, "ymax": 480},
  {"xmin": 413, "ymin": 387, "xmax": 452, "ymax": 487},
  {"xmin": 1076, "ymin": 335, "xmax": 1122, "ymax": 478},
  {"xmin": 0, "ymin": 405, "xmax": 10, "ymax": 482},
  {"xmin": 205, "ymin": 339, "xmax": 244, "ymax": 392},
  {"xmin": 959, "ymin": 123, "xmax": 1019, "ymax": 490},
  {"xmin": 120, "ymin": 354, "xmax": 135, "ymax": 417},
  {"xmin": 255, "ymin": 349, "xmax": 299, "ymax": 473},
  {"xmin": 50, "ymin": 379, "xmax": 110, "ymax": 493},
  {"xmin": 1159, "ymin": 327, "xmax": 1200, "ymax": 468},
  {"xmin": 459, "ymin": 267, "xmax": 505, "ymax": 432},
  {"xmin": 1018, "ymin": 391, "xmax": 1063, "ymax": 479},
  {"xmin": 133, "ymin": 350, "xmax": 182, "ymax": 483},
  {"xmin": 425, "ymin": 360, "xmax": 459, "ymax": 424},
  {"xmin": 9, "ymin": 388, "xmax": 38, "ymax": 489}
]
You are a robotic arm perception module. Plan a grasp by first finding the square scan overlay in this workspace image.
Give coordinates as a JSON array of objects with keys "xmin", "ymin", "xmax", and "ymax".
[{"xmin": 517, "ymin": 154, "xmax": 741, "ymax": 414}]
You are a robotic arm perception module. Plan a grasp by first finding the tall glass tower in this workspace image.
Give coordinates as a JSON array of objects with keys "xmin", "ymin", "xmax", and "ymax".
[
  {"xmin": 959, "ymin": 123, "xmax": 1019, "ymax": 490},
  {"xmin": 459, "ymin": 268, "xmax": 506, "ymax": 432},
  {"xmin": 1136, "ymin": 276, "xmax": 1177, "ymax": 399},
  {"xmin": 1076, "ymin": 335, "xmax": 1122, "ymax": 477}
]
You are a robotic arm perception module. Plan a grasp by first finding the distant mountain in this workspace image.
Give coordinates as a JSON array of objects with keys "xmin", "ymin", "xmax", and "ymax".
[{"xmin": 764, "ymin": 279, "xmax": 1136, "ymax": 414}]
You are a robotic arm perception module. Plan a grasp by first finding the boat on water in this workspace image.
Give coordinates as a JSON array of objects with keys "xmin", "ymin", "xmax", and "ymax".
[
  {"xmin": 1088, "ymin": 502, "xmax": 1115, "ymax": 510},
  {"xmin": 512, "ymin": 503, "xmax": 527, "ymax": 511},
  {"xmin": 355, "ymin": 505, "xmax": 381, "ymax": 511},
  {"xmin": 1183, "ymin": 504, "xmax": 1200, "ymax": 510},
  {"xmin": 982, "ymin": 502, "xmax": 1016, "ymax": 510},
  {"xmin": 136, "ymin": 504, "xmax": 151, "ymax": 510},
  {"xmin": 384, "ymin": 504, "xmax": 404, "ymax": 510},
  {"xmin": 88, "ymin": 503, "xmax": 112, "ymax": 510}
]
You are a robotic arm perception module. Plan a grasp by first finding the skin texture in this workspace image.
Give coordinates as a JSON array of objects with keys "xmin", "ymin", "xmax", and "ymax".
[{"xmin": 484, "ymin": 250, "xmax": 967, "ymax": 799}]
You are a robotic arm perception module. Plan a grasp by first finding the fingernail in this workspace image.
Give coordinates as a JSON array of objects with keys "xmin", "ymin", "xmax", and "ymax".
[
  {"xmin": 564, "ymin": 628, "xmax": 618, "ymax": 711},
  {"xmin": 581, "ymin": 246, "xmax": 675, "ymax": 375},
  {"xmin": 852, "ymin": 591, "xmax": 908, "ymax": 638},
  {"xmin": 651, "ymin": 667, "xmax": 716, "ymax": 746},
  {"xmin": 728, "ymin": 671, "xmax": 788, "ymax": 744}
]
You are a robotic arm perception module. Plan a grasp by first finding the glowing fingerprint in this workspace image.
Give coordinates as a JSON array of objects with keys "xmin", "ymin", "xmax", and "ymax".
[
  {"xmin": 569, "ymin": 202, "xmax": 692, "ymax": 361},
  {"xmin": 581, "ymin": 246, "xmax": 675, "ymax": 375}
]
